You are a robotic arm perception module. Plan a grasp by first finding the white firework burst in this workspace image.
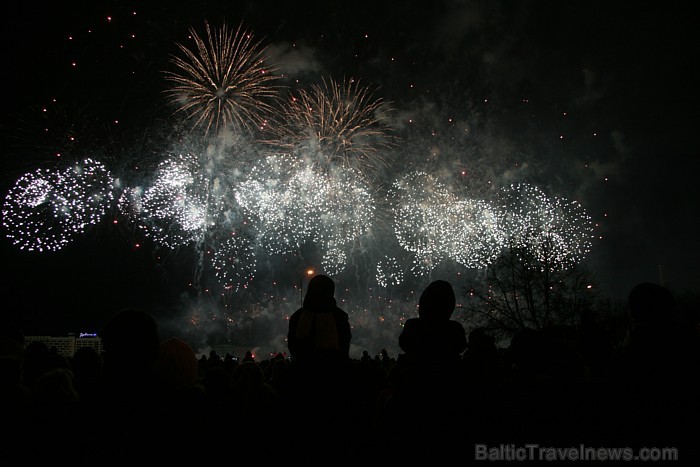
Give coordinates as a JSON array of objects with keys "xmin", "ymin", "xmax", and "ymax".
[
  {"xmin": 2, "ymin": 158, "xmax": 114, "ymax": 252},
  {"xmin": 212, "ymin": 232, "xmax": 257, "ymax": 292},
  {"xmin": 235, "ymin": 154, "xmax": 375, "ymax": 263},
  {"xmin": 131, "ymin": 154, "xmax": 209, "ymax": 249},
  {"xmin": 376, "ymin": 255, "xmax": 405, "ymax": 287},
  {"xmin": 498, "ymin": 183, "xmax": 594, "ymax": 270}
]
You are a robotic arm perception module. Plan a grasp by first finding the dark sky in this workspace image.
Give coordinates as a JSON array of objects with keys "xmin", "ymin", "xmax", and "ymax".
[{"xmin": 2, "ymin": 0, "xmax": 699, "ymax": 344}]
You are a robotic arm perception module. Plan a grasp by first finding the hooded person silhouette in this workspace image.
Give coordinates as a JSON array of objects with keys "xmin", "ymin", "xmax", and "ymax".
[
  {"xmin": 398, "ymin": 279, "xmax": 467, "ymax": 367},
  {"xmin": 287, "ymin": 274, "xmax": 351, "ymax": 366},
  {"xmin": 378, "ymin": 280, "xmax": 469, "ymax": 459},
  {"xmin": 284, "ymin": 274, "xmax": 355, "ymax": 452}
]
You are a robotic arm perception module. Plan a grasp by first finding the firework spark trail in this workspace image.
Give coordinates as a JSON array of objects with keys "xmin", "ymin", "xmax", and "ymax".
[
  {"xmin": 3, "ymin": 157, "xmax": 594, "ymax": 288},
  {"xmin": 267, "ymin": 77, "xmax": 396, "ymax": 179},
  {"xmin": 164, "ymin": 21, "xmax": 282, "ymax": 137},
  {"xmin": 387, "ymin": 172, "xmax": 600, "ymax": 276},
  {"xmin": 2, "ymin": 159, "xmax": 114, "ymax": 252},
  {"xmin": 321, "ymin": 247, "xmax": 347, "ymax": 276},
  {"xmin": 3, "ymin": 168, "xmax": 75, "ymax": 252}
]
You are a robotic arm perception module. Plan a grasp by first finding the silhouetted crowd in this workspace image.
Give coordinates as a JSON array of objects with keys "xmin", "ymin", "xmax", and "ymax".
[{"xmin": 1, "ymin": 277, "xmax": 698, "ymax": 465}]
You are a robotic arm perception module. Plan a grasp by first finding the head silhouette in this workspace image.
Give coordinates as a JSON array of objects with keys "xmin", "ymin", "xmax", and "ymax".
[
  {"xmin": 418, "ymin": 280, "xmax": 456, "ymax": 321},
  {"xmin": 156, "ymin": 337, "xmax": 198, "ymax": 389},
  {"xmin": 303, "ymin": 274, "xmax": 337, "ymax": 311},
  {"xmin": 100, "ymin": 308, "xmax": 160, "ymax": 368}
]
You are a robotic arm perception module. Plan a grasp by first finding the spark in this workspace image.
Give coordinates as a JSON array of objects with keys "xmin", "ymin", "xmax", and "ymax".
[
  {"xmin": 389, "ymin": 171, "xmax": 452, "ymax": 260},
  {"xmin": 322, "ymin": 247, "xmax": 347, "ymax": 276}
]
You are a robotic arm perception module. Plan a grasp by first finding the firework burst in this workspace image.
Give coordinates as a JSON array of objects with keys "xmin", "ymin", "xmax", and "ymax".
[
  {"xmin": 446, "ymin": 199, "xmax": 505, "ymax": 269},
  {"xmin": 321, "ymin": 247, "xmax": 347, "ymax": 276},
  {"xmin": 212, "ymin": 231, "xmax": 257, "ymax": 292},
  {"xmin": 376, "ymin": 255, "xmax": 405, "ymax": 287},
  {"xmin": 163, "ymin": 21, "xmax": 282, "ymax": 136},
  {"xmin": 234, "ymin": 154, "xmax": 312, "ymax": 254},
  {"xmin": 125, "ymin": 154, "xmax": 209, "ymax": 249},
  {"xmin": 389, "ymin": 171, "xmax": 453, "ymax": 259},
  {"xmin": 498, "ymin": 183, "xmax": 594, "ymax": 270},
  {"xmin": 268, "ymin": 77, "xmax": 396, "ymax": 178},
  {"xmin": 2, "ymin": 159, "xmax": 114, "ymax": 252},
  {"xmin": 235, "ymin": 154, "xmax": 376, "ymax": 268}
]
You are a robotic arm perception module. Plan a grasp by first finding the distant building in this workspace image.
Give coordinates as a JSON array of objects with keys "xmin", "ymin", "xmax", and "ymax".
[{"xmin": 24, "ymin": 334, "xmax": 103, "ymax": 357}]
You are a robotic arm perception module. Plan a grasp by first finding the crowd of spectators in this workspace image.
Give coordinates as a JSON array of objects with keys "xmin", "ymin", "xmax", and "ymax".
[{"xmin": 1, "ymin": 278, "xmax": 698, "ymax": 465}]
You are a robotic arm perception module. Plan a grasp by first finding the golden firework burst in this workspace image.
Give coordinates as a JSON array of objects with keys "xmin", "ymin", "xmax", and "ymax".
[
  {"xmin": 164, "ymin": 21, "xmax": 282, "ymax": 136},
  {"xmin": 269, "ymin": 77, "xmax": 396, "ymax": 177}
]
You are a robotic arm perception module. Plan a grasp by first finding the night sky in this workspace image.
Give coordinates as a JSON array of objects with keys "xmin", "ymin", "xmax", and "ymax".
[{"xmin": 2, "ymin": 1, "xmax": 699, "ymax": 354}]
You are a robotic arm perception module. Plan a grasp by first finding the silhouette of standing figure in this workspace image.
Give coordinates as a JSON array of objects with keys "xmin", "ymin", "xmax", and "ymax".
[
  {"xmin": 94, "ymin": 308, "xmax": 162, "ymax": 463},
  {"xmin": 611, "ymin": 282, "xmax": 700, "ymax": 455},
  {"xmin": 285, "ymin": 274, "xmax": 355, "ymax": 457},
  {"xmin": 398, "ymin": 279, "xmax": 467, "ymax": 369},
  {"xmin": 380, "ymin": 280, "xmax": 469, "ymax": 461},
  {"xmin": 287, "ymin": 274, "xmax": 351, "ymax": 366}
]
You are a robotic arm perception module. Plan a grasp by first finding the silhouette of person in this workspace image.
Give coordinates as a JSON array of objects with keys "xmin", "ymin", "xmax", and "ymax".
[
  {"xmin": 380, "ymin": 280, "xmax": 469, "ymax": 460},
  {"xmin": 100, "ymin": 308, "xmax": 160, "ymax": 389},
  {"xmin": 285, "ymin": 274, "xmax": 355, "ymax": 453},
  {"xmin": 287, "ymin": 274, "xmax": 351, "ymax": 366},
  {"xmin": 155, "ymin": 337, "xmax": 200, "ymax": 394},
  {"xmin": 398, "ymin": 279, "xmax": 467, "ymax": 368},
  {"xmin": 611, "ymin": 282, "xmax": 700, "ymax": 453},
  {"xmin": 621, "ymin": 282, "xmax": 696, "ymax": 379},
  {"xmin": 243, "ymin": 350, "xmax": 255, "ymax": 362},
  {"xmin": 95, "ymin": 308, "xmax": 162, "ymax": 462}
]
